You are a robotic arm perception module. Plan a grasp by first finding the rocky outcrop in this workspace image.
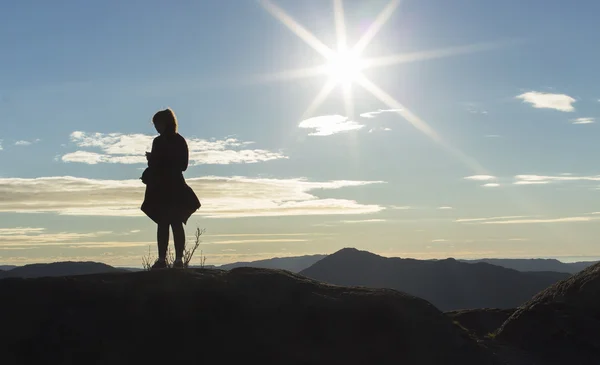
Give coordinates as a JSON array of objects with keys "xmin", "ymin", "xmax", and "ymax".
[{"xmin": 0, "ymin": 267, "xmax": 492, "ymax": 365}]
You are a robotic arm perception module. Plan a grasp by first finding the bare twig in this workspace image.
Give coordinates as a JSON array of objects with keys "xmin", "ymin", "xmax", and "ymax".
[{"xmin": 141, "ymin": 226, "xmax": 207, "ymax": 270}]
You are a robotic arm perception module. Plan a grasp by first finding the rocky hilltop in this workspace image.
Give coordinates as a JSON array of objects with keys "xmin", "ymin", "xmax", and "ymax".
[
  {"xmin": 0, "ymin": 268, "xmax": 492, "ymax": 365},
  {"xmin": 496, "ymin": 261, "xmax": 600, "ymax": 364}
]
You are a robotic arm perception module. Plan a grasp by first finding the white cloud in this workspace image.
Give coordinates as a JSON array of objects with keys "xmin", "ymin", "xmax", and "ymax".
[
  {"xmin": 514, "ymin": 174, "xmax": 600, "ymax": 185},
  {"xmin": 482, "ymin": 183, "xmax": 500, "ymax": 187},
  {"xmin": 464, "ymin": 175, "xmax": 496, "ymax": 181},
  {"xmin": 0, "ymin": 176, "xmax": 384, "ymax": 218},
  {"xmin": 437, "ymin": 206, "xmax": 453, "ymax": 210},
  {"xmin": 431, "ymin": 239, "xmax": 448, "ymax": 243},
  {"xmin": 571, "ymin": 117, "xmax": 595, "ymax": 125},
  {"xmin": 0, "ymin": 140, "xmax": 3, "ymax": 151},
  {"xmin": 15, "ymin": 139, "xmax": 41, "ymax": 146},
  {"xmin": 484, "ymin": 134, "xmax": 501, "ymax": 138},
  {"xmin": 516, "ymin": 91, "xmax": 576, "ymax": 112},
  {"xmin": 359, "ymin": 109, "xmax": 403, "ymax": 119},
  {"xmin": 299, "ymin": 115, "xmax": 364, "ymax": 136},
  {"xmin": 62, "ymin": 132, "xmax": 286, "ymax": 165}
]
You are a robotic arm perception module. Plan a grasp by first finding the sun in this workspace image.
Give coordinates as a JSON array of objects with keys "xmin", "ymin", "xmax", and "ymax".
[
  {"xmin": 325, "ymin": 50, "xmax": 364, "ymax": 84},
  {"xmin": 257, "ymin": 0, "xmax": 510, "ymax": 177}
]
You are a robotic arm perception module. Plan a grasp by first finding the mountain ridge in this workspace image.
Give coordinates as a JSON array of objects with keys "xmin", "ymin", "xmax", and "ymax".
[{"xmin": 300, "ymin": 248, "xmax": 570, "ymax": 311}]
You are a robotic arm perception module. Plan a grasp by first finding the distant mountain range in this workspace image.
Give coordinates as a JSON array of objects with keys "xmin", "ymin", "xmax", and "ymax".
[
  {"xmin": 217, "ymin": 254, "xmax": 327, "ymax": 272},
  {"xmin": 461, "ymin": 258, "xmax": 598, "ymax": 274},
  {"xmin": 206, "ymin": 254, "xmax": 594, "ymax": 275},
  {"xmin": 300, "ymin": 248, "xmax": 570, "ymax": 311},
  {"xmin": 5, "ymin": 253, "xmax": 593, "ymax": 278},
  {"xmin": 0, "ymin": 261, "xmax": 126, "ymax": 279}
]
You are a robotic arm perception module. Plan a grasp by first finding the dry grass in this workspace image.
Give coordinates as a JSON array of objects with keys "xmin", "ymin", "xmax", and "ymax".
[{"xmin": 142, "ymin": 227, "xmax": 206, "ymax": 270}]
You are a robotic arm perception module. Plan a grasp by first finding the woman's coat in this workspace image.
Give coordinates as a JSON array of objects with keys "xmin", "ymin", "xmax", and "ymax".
[{"xmin": 141, "ymin": 133, "xmax": 201, "ymax": 224}]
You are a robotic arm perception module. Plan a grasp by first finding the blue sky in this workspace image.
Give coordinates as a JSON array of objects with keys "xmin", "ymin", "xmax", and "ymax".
[{"xmin": 2, "ymin": 0, "xmax": 600, "ymax": 266}]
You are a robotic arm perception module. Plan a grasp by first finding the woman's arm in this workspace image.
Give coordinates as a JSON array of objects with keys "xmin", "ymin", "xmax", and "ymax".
[
  {"xmin": 180, "ymin": 137, "xmax": 189, "ymax": 172},
  {"xmin": 147, "ymin": 139, "xmax": 158, "ymax": 167}
]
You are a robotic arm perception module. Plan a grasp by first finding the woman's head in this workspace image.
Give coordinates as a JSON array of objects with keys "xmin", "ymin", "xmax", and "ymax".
[{"xmin": 152, "ymin": 108, "xmax": 178, "ymax": 135}]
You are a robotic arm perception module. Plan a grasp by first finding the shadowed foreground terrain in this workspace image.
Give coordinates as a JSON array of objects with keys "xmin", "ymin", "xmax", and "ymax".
[
  {"xmin": 0, "ymin": 267, "xmax": 493, "ymax": 365},
  {"xmin": 496, "ymin": 261, "xmax": 600, "ymax": 364}
]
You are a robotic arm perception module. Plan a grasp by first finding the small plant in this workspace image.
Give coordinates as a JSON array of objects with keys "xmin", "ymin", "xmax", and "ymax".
[
  {"xmin": 485, "ymin": 331, "xmax": 497, "ymax": 340},
  {"xmin": 184, "ymin": 227, "xmax": 206, "ymax": 268},
  {"xmin": 141, "ymin": 226, "xmax": 206, "ymax": 270}
]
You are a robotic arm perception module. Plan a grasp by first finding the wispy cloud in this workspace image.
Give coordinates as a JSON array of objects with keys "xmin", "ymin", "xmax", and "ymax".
[
  {"xmin": 368, "ymin": 127, "xmax": 392, "ymax": 133},
  {"xmin": 484, "ymin": 134, "xmax": 501, "ymax": 138},
  {"xmin": 62, "ymin": 132, "xmax": 286, "ymax": 165},
  {"xmin": 482, "ymin": 183, "xmax": 500, "ymax": 187},
  {"xmin": 0, "ymin": 140, "xmax": 3, "ymax": 151},
  {"xmin": 209, "ymin": 233, "xmax": 332, "ymax": 237},
  {"xmin": 0, "ymin": 228, "xmax": 114, "ymax": 246},
  {"xmin": 389, "ymin": 205, "xmax": 413, "ymax": 210},
  {"xmin": 359, "ymin": 109, "xmax": 403, "ymax": 119},
  {"xmin": 15, "ymin": 139, "xmax": 41, "ymax": 146},
  {"xmin": 209, "ymin": 239, "xmax": 309, "ymax": 244},
  {"xmin": 338, "ymin": 219, "xmax": 387, "ymax": 223},
  {"xmin": 482, "ymin": 216, "xmax": 600, "ymax": 224},
  {"xmin": 464, "ymin": 175, "xmax": 496, "ymax": 181},
  {"xmin": 571, "ymin": 117, "xmax": 595, "ymax": 125},
  {"xmin": 298, "ymin": 115, "xmax": 364, "ymax": 136},
  {"xmin": 0, "ymin": 176, "xmax": 385, "ymax": 218},
  {"xmin": 437, "ymin": 206, "xmax": 453, "ymax": 210},
  {"xmin": 455, "ymin": 215, "xmax": 534, "ymax": 223},
  {"xmin": 514, "ymin": 174, "xmax": 600, "ymax": 185},
  {"xmin": 465, "ymin": 103, "xmax": 488, "ymax": 115},
  {"xmin": 516, "ymin": 91, "xmax": 576, "ymax": 112}
]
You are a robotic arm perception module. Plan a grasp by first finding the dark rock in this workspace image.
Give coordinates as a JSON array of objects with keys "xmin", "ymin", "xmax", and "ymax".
[
  {"xmin": 496, "ymin": 262, "xmax": 600, "ymax": 364},
  {"xmin": 0, "ymin": 267, "xmax": 493, "ymax": 365}
]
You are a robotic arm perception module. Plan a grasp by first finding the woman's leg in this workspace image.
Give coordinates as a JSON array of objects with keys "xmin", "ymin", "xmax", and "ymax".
[
  {"xmin": 172, "ymin": 221, "xmax": 185, "ymax": 260},
  {"xmin": 157, "ymin": 222, "xmax": 170, "ymax": 260}
]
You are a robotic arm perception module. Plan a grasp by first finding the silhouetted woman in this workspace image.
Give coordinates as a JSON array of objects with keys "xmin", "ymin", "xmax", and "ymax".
[{"xmin": 141, "ymin": 108, "xmax": 201, "ymax": 269}]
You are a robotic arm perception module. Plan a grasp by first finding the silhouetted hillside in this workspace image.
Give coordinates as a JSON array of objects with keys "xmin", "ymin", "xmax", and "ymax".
[
  {"xmin": 0, "ymin": 265, "xmax": 16, "ymax": 271},
  {"xmin": 300, "ymin": 248, "xmax": 569, "ymax": 311},
  {"xmin": 496, "ymin": 261, "xmax": 600, "ymax": 364},
  {"xmin": 447, "ymin": 308, "xmax": 516, "ymax": 337},
  {"xmin": 462, "ymin": 258, "xmax": 597, "ymax": 274},
  {"xmin": 218, "ymin": 254, "xmax": 327, "ymax": 273},
  {"xmin": 0, "ymin": 261, "xmax": 125, "ymax": 279},
  {"xmin": 0, "ymin": 268, "xmax": 493, "ymax": 365}
]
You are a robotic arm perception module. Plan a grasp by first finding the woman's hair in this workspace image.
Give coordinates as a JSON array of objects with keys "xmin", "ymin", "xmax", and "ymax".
[{"xmin": 152, "ymin": 108, "xmax": 178, "ymax": 134}]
